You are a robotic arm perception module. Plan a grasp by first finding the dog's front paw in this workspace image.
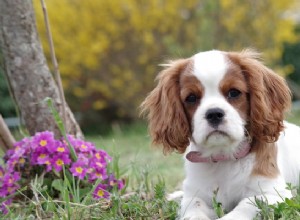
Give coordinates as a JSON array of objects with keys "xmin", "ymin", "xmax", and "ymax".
[
  {"xmin": 186, "ymin": 217, "xmax": 210, "ymax": 220},
  {"xmin": 217, "ymin": 213, "xmax": 250, "ymax": 220},
  {"xmin": 182, "ymin": 214, "xmax": 211, "ymax": 220},
  {"xmin": 216, "ymin": 217, "xmax": 234, "ymax": 220}
]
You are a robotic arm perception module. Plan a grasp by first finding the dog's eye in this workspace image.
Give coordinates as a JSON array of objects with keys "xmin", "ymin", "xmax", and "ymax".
[
  {"xmin": 185, "ymin": 94, "xmax": 198, "ymax": 103},
  {"xmin": 228, "ymin": 89, "xmax": 241, "ymax": 99}
]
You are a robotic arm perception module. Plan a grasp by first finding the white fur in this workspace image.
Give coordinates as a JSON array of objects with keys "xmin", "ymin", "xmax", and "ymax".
[
  {"xmin": 192, "ymin": 51, "xmax": 246, "ymax": 157},
  {"xmin": 179, "ymin": 51, "xmax": 300, "ymax": 220}
]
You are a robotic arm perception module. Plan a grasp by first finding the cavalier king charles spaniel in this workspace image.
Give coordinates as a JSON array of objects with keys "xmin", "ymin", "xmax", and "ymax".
[{"xmin": 141, "ymin": 49, "xmax": 300, "ymax": 220}]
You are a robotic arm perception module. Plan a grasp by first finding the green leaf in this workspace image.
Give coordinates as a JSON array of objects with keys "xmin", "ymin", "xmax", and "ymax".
[
  {"xmin": 79, "ymin": 187, "xmax": 92, "ymax": 200},
  {"xmin": 43, "ymin": 199, "xmax": 57, "ymax": 212},
  {"xmin": 52, "ymin": 179, "xmax": 64, "ymax": 192},
  {"xmin": 212, "ymin": 188, "xmax": 225, "ymax": 217},
  {"xmin": 43, "ymin": 97, "xmax": 77, "ymax": 161},
  {"xmin": 44, "ymin": 97, "xmax": 66, "ymax": 135},
  {"xmin": 285, "ymin": 198, "xmax": 300, "ymax": 209}
]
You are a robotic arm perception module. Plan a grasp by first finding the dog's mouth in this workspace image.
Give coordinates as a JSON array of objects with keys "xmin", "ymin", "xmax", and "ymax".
[
  {"xmin": 204, "ymin": 129, "xmax": 233, "ymax": 145},
  {"xmin": 206, "ymin": 130, "xmax": 229, "ymax": 139}
]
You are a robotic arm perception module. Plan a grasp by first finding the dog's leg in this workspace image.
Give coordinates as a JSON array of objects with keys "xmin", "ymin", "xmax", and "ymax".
[
  {"xmin": 218, "ymin": 193, "xmax": 292, "ymax": 220},
  {"xmin": 180, "ymin": 197, "xmax": 216, "ymax": 220}
]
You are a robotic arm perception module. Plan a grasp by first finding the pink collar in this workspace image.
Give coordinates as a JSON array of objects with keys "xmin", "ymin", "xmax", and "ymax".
[{"xmin": 186, "ymin": 141, "xmax": 251, "ymax": 163}]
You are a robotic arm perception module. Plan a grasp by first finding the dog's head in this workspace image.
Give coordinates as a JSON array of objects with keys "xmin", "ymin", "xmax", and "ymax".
[{"xmin": 141, "ymin": 49, "xmax": 291, "ymax": 161}]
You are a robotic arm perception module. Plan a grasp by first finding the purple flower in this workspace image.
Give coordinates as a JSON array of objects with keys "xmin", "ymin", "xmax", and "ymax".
[
  {"xmin": 78, "ymin": 140, "xmax": 95, "ymax": 153},
  {"xmin": 69, "ymin": 161, "xmax": 87, "ymax": 179},
  {"xmin": 66, "ymin": 134, "xmax": 78, "ymax": 146},
  {"xmin": 90, "ymin": 159, "xmax": 105, "ymax": 170},
  {"xmin": 94, "ymin": 149, "xmax": 112, "ymax": 162},
  {"xmin": 17, "ymin": 157, "xmax": 26, "ymax": 167},
  {"xmin": 52, "ymin": 154, "xmax": 71, "ymax": 172},
  {"xmin": 33, "ymin": 152, "xmax": 51, "ymax": 165},
  {"xmin": 0, "ymin": 172, "xmax": 20, "ymax": 197},
  {"xmin": 107, "ymin": 174, "xmax": 125, "ymax": 190},
  {"xmin": 48, "ymin": 140, "xmax": 69, "ymax": 155},
  {"xmin": 77, "ymin": 153, "xmax": 89, "ymax": 165},
  {"xmin": 88, "ymin": 168, "xmax": 108, "ymax": 182},
  {"xmin": 93, "ymin": 184, "xmax": 110, "ymax": 199},
  {"xmin": 6, "ymin": 157, "xmax": 18, "ymax": 172},
  {"xmin": 3, "ymin": 172, "xmax": 20, "ymax": 186},
  {"xmin": 5, "ymin": 139, "xmax": 31, "ymax": 171},
  {"xmin": 32, "ymin": 131, "xmax": 55, "ymax": 150},
  {"xmin": 11, "ymin": 146, "xmax": 25, "ymax": 159},
  {"xmin": 30, "ymin": 152, "xmax": 52, "ymax": 172},
  {"xmin": 3, "ymin": 149, "xmax": 14, "ymax": 161},
  {"xmin": 117, "ymin": 179, "xmax": 125, "ymax": 190},
  {"xmin": 0, "ymin": 199, "xmax": 12, "ymax": 215},
  {"xmin": 0, "ymin": 203, "xmax": 8, "ymax": 215},
  {"xmin": 0, "ymin": 184, "xmax": 19, "ymax": 197}
]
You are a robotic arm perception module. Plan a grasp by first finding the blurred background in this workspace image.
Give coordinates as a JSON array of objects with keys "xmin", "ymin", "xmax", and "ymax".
[{"xmin": 1, "ymin": 0, "xmax": 300, "ymax": 134}]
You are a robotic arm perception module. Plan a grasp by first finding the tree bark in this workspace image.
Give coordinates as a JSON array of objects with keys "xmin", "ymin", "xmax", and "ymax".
[{"xmin": 0, "ymin": 0, "xmax": 83, "ymax": 139}]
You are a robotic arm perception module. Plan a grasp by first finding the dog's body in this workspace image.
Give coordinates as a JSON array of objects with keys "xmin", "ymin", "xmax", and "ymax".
[
  {"xmin": 182, "ymin": 121, "xmax": 300, "ymax": 219},
  {"xmin": 141, "ymin": 49, "xmax": 300, "ymax": 219}
]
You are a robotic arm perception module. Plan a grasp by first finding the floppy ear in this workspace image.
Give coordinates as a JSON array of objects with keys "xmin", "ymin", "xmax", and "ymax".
[
  {"xmin": 141, "ymin": 59, "xmax": 191, "ymax": 154},
  {"xmin": 229, "ymin": 49, "xmax": 291, "ymax": 143}
]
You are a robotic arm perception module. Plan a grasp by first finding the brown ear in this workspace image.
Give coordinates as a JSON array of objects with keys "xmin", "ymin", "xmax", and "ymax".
[
  {"xmin": 140, "ymin": 59, "xmax": 191, "ymax": 154},
  {"xmin": 229, "ymin": 49, "xmax": 291, "ymax": 143}
]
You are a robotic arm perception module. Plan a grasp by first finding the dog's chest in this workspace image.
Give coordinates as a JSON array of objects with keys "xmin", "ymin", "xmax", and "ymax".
[{"xmin": 184, "ymin": 154, "xmax": 255, "ymax": 211}]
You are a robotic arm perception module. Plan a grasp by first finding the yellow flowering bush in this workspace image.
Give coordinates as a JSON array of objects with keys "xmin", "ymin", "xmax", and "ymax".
[{"xmin": 33, "ymin": 0, "xmax": 298, "ymax": 124}]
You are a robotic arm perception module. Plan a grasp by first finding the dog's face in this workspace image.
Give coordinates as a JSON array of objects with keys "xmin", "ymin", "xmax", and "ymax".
[
  {"xmin": 183, "ymin": 51, "xmax": 248, "ymax": 157},
  {"xmin": 141, "ymin": 49, "xmax": 291, "ymax": 159}
]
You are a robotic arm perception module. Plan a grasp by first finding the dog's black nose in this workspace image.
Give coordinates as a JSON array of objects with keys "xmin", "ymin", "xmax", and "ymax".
[{"xmin": 205, "ymin": 108, "xmax": 225, "ymax": 127}]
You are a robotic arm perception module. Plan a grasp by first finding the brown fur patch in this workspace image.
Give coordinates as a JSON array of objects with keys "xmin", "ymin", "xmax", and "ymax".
[
  {"xmin": 180, "ymin": 72, "xmax": 203, "ymax": 127},
  {"xmin": 227, "ymin": 50, "xmax": 291, "ymax": 143},
  {"xmin": 140, "ymin": 59, "xmax": 193, "ymax": 154},
  {"xmin": 251, "ymin": 142, "xmax": 279, "ymax": 178},
  {"xmin": 219, "ymin": 63, "xmax": 249, "ymax": 121}
]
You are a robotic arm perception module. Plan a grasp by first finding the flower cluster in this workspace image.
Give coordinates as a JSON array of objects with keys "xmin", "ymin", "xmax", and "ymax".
[{"xmin": 0, "ymin": 131, "xmax": 124, "ymax": 214}]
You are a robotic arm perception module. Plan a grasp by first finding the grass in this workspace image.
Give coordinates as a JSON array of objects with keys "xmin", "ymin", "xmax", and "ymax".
[
  {"xmin": 88, "ymin": 122, "xmax": 184, "ymax": 191},
  {"xmin": 252, "ymin": 183, "xmax": 300, "ymax": 219}
]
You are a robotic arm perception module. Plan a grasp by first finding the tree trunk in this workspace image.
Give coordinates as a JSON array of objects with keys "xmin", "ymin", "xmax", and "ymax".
[{"xmin": 0, "ymin": 0, "xmax": 83, "ymax": 139}]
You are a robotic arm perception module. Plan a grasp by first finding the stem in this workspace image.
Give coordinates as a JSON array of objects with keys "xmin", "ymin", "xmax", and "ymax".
[
  {"xmin": 40, "ymin": 0, "xmax": 67, "ymax": 134},
  {"xmin": 0, "ymin": 114, "xmax": 15, "ymax": 151}
]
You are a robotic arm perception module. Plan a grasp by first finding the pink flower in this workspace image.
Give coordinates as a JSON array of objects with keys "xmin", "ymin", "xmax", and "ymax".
[
  {"xmin": 52, "ymin": 154, "xmax": 71, "ymax": 172},
  {"xmin": 94, "ymin": 149, "xmax": 112, "ymax": 162},
  {"xmin": 32, "ymin": 131, "xmax": 55, "ymax": 150},
  {"xmin": 0, "ymin": 172, "xmax": 20, "ymax": 197},
  {"xmin": 74, "ymin": 140, "xmax": 95, "ymax": 153},
  {"xmin": 88, "ymin": 168, "xmax": 108, "ymax": 182},
  {"xmin": 49, "ymin": 140, "xmax": 69, "ymax": 155},
  {"xmin": 90, "ymin": 160, "xmax": 105, "ymax": 170},
  {"xmin": 3, "ymin": 172, "xmax": 20, "ymax": 186},
  {"xmin": 93, "ymin": 184, "xmax": 110, "ymax": 199},
  {"xmin": 0, "ymin": 199, "xmax": 12, "ymax": 215},
  {"xmin": 6, "ymin": 157, "xmax": 18, "ymax": 172},
  {"xmin": 65, "ymin": 134, "xmax": 78, "ymax": 147},
  {"xmin": 17, "ymin": 157, "xmax": 26, "ymax": 167},
  {"xmin": 107, "ymin": 174, "xmax": 125, "ymax": 190},
  {"xmin": 33, "ymin": 152, "xmax": 51, "ymax": 165},
  {"xmin": 69, "ymin": 161, "xmax": 87, "ymax": 179},
  {"xmin": 31, "ymin": 152, "xmax": 52, "ymax": 172}
]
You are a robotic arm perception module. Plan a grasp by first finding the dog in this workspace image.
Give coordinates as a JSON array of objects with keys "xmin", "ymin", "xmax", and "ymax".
[{"xmin": 141, "ymin": 49, "xmax": 300, "ymax": 219}]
